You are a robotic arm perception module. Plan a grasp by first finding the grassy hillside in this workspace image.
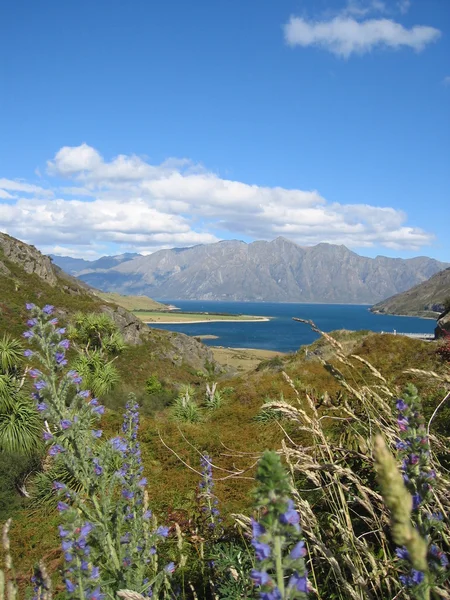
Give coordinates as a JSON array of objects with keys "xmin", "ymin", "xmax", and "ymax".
[
  {"xmin": 7, "ymin": 324, "xmax": 450, "ymax": 578},
  {"xmin": 371, "ymin": 266, "xmax": 450, "ymax": 317},
  {"xmin": 0, "ymin": 239, "xmax": 218, "ymax": 390},
  {"xmin": 94, "ymin": 290, "xmax": 168, "ymax": 311}
]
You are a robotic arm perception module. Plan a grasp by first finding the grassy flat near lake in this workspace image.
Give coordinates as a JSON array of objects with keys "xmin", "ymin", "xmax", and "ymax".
[
  {"xmin": 95, "ymin": 291, "xmax": 167, "ymax": 311},
  {"xmin": 211, "ymin": 346, "xmax": 285, "ymax": 372},
  {"xmin": 134, "ymin": 310, "xmax": 270, "ymax": 323}
]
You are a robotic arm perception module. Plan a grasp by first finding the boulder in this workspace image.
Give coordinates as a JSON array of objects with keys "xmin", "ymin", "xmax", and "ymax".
[
  {"xmin": 435, "ymin": 310, "xmax": 450, "ymax": 339},
  {"xmin": 100, "ymin": 304, "xmax": 149, "ymax": 345}
]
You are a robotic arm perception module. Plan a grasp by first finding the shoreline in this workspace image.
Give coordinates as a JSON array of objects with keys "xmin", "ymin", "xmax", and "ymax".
[{"xmin": 144, "ymin": 317, "xmax": 271, "ymax": 324}]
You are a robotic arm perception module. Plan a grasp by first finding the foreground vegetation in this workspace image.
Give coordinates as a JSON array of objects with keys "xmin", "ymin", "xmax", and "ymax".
[{"xmin": 1, "ymin": 303, "xmax": 449, "ymax": 599}]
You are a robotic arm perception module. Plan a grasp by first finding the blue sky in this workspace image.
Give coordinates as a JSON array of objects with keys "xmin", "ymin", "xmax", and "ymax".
[{"xmin": 0, "ymin": 0, "xmax": 449, "ymax": 261}]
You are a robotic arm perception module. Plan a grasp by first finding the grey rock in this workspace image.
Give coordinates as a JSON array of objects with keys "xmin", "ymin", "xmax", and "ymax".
[
  {"xmin": 99, "ymin": 305, "xmax": 149, "ymax": 345},
  {"xmin": 435, "ymin": 310, "xmax": 450, "ymax": 339},
  {"xmin": 0, "ymin": 232, "xmax": 57, "ymax": 286}
]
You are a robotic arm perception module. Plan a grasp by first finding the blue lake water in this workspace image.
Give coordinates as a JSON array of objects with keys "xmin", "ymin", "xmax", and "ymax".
[{"xmin": 149, "ymin": 301, "xmax": 435, "ymax": 353}]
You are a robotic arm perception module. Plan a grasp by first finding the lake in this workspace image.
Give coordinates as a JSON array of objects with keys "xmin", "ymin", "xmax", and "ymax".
[{"xmin": 148, "ymin": 300, "xmax": 435, "ymax": 353}]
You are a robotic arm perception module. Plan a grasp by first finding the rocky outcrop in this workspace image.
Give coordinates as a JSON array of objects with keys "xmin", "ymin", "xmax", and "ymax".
[
  {"xmin": 435, "ymin": 310, "xmax": 450, "ymax": 339},
  {"xmin": 0, "ymin": 232, "xmax": 57, "ymax": 286},
  {"xmin": 100, "ymin": 304, "xmax": 149, "ymax": 345},
  {"xmin": 151, "ymin": 329, "xmax": 221, "ymax": 373}
]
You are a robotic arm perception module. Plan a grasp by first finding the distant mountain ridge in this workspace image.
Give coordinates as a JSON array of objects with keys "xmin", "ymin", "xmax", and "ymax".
[
  {"xmin": 371, "ymin": 267, "xmax": 450, "ymax": 317},
  {"xmin": 52, "ymin": 237, "xmax": 450, "ymax": 304},
  {"xmin": 50, "ymin": 253, "xmax": 140, "ymax": 276}
]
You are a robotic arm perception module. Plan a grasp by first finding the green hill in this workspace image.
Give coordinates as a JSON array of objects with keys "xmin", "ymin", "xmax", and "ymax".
[
  {"xmin": 371, "ymin": 267, "xmax": 450, "ymax": 317},
  {"xmin": 0, "ymin": 232, "xmax": 218, "ymax": 385}
]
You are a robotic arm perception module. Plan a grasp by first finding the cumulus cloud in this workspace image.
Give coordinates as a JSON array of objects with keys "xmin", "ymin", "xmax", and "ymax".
[
  {"xmin": 397, "ymin": 0, "xmax": 411, "ymax": 15},
  {"xmin": 0, "ymin": 144, "xmax": 435, "ymax": 257},
  {"xmin": 0, "ymin": 178, "xmax": 53, "ymax": 197},
  {"xmin": 284, "ymin": 15, "xmax": 440, "ymax": 57}
]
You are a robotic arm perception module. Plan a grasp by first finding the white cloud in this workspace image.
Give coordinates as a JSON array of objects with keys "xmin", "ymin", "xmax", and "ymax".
[
  {"xmin": 0, "ymin": 178, "xmax": 53, "ymax": 197},
  {"xmin": 397, "ymin": 0, "xmax": 411, "ymax": 15},
  {"xmin": 342, "ymin": 1, "xmax": 387, "ymax": 17},
  {"xmin": 284, "ymin": 15, "xmax": 440, "ymax": 57},
  {"xmin": 0, "ymin": 144, "xmax": 435, "ymax": 257},
  {"xmin": 47, "ymin": 143, "xmax": 103, "ymax": 176}
]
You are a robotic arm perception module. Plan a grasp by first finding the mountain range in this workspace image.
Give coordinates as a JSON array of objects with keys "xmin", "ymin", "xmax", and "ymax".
[{"xmin": 50, "ymin": 237, "xmax": 449, "ymax": 304}]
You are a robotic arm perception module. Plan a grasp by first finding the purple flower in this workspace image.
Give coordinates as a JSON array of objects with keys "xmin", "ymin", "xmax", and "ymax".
[
  {"xmin": 27, "ymin": 318, "xmax": 38, "ymax": 327},
  {"xmin": 60, "ymin": 419, "xmax": 72, "ymax": 430},
  {"xmin": 164, "ymin": 562, "xmax": 175, "ymax": 574},
  {"xmin": 36, "ymin": 402, "xmax": 48, "ymax": 412},
  {"xmin": 55, "ymin": 352, "xmax": 67, "ymax": 365},
  {"xmin": 23, "ymin": 330, "xmax": 34, "ymax": 339},
  {"xmin": 290, "ymin": 540, "xmax": 306, "ymax": 559},
  {"xmin": 397, "ymin": 417, "xmax": 409, "ymax": 432},
  {"xmin": 56, "ymin": 327, "xmax": 66, "ymax": 335},
  {"xmin": 396, "ymin": 547, "xmax": 409, "ymax": 560},
  {"xmin": 250, "ymin": 569, "xmax": 271, "ymax": 586},
  {"xmin": 34, "ymin": 380, "xmax": 47, "ymax": 390},
  {"xmin": 92, "ymin": 458, "xmax": 103, "ymax": 476},
  {"xmin": 138, "ymin": 477, "xmax": 147, "ymax": 487},
  {"xmin": 251, "ymin": 518, "xmax": 266, "ymax": 539},
  {"xmin": 53, "ymin": 481, "xmax": 66, "ymax": 491},
  {"xmin": 411, "ymin": 570, "xmax": 425, "ymax": 584},
  {"xmin": 90, "ymin": 566, "xmax": 100, "ymax": 580},
  {"xmin": 58, "ymin": 526, "xmax": 70, "ymax": 537},
  {"xmin": 49, "ymin": 318, "xmax": 58, "ymax": 325},
  {"xmin": 92, "ymin": 429, "xmax": 102, "ymax": 438},
  {"xmin": 42, "ymin": 305, "xmax": 54, "ymax": 315},
  {"xmin": 280, "ymin": 499, "xmax": 300, "ymax": 527},
  {"xmin": 143, "ymin": 509, "xmax": 152, "ymax": 520},
  {"xmin": 23, "ymin": 349, "xmax": 33, "ymax": 357},
  {"xmin": 396, "ymin": 399, "xmax": 408, "ymax": 411},
  {"xmin": 25, "ymin": 303, "xmax": 36, "ymax": 310},
  {"xmin": 49, "ymin": 444, "xmax": 65, "ymax": 456},
  {"xmin": 412, "ymin": 493, "xmax": 422, "ymax": 510},
  {"xmin": 122, "ymin": 489, "xmax": 134, "ymax": 500},
  {"xmin": 28, "ymin": 368, "xmax": 42, "ymax": 378},
  {"xmin": 78, "ymin": 390, "xmax": 91, "ymax": 398},
  {"xmin": 80, "ymin": 522, "xmax": 93, "ymax": 537},
  {"xmin": 61, "ymin": 539, "xmax": 73, "ymax": 552},
  {"xmin": 43, "ymin": 431, "xmax": 53, "ymax": 441},
  {"xmin": 57, "ymin": 501, "xmax": 70, "ymax": 512},
  {"xmin": 288, "ymin": 571, "xmax": 309, "ymax": 593},
  {"xmin": 64, "ymin": 579, "xmax": 76, "ymax": 593},
  {"xmin": 429, "ymin": 544, "xmax": 449, "ymax": 568},
  {"xmin": 110, "ymin": 437, "xmax": 127, "ymax": 453},
  {"xmin": 252, "ymin": 540, "xmax": 271, "ymax": 561},
  {"xmin": 59, "ymin": 339, "xmax": 70, "ymax": 349},
  {"xmin": 156, "ymin": 526, "xmax": 169, "ymax": 538},
  {"xmin": 88, "ymin": 587, "xmax": 105, "ymax": 600}
]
